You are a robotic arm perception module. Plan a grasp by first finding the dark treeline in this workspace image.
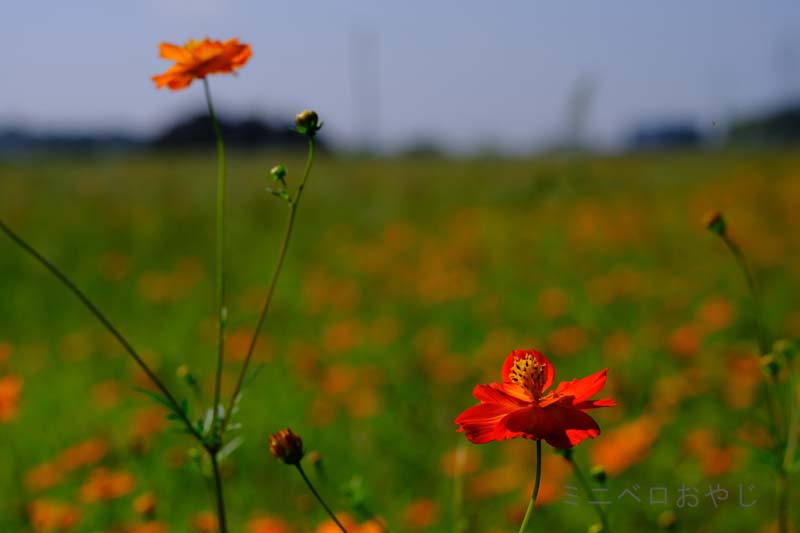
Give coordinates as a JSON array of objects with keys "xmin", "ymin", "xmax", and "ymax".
[{"xmin": 0, "ymin": 112, "xmax": 324, "ymax": 155}]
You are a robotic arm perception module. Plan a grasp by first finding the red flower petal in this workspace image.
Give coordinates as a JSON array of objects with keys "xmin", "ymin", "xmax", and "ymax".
[
  {"xmin": 573, "ymin": 398, "xmax": 617, "ymax": 410},
  {"xmin": 455, "ymin": 401, "xmax": 522, "ymax": 444},
  {"xmin": 501, "ymin": 405, "xmax": 601, "ymax": 448},
  {"xmin": 554, "ymin": 368, "xmax": 609, "ymax": 404}
]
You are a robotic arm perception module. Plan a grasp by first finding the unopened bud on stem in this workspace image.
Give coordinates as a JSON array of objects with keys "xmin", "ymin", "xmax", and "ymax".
[
  {"xmin": 703, "ymin": 211, "xmax": 726, "ymax": 237},
  {"xmin": 295, "ymin": 110, "xmax": 321, "ymax": 137},
  {"xmin": 590, "ymin": 465, "xmax": 607, "ymax": 483},
  {"xmin": 269, "ymin": 428, "xmax": 304, "ymax": 465}
]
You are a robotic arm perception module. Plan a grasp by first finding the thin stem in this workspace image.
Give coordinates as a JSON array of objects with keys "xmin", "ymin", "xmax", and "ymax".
[
  {"xmin": 295, "ymin": 463, "xmax": 347, "ymax": 532},
  {"xmin": 452, "ymin": 443, "xmax": 468, "ymax": 533},
  {"xmin": 568, "ymin": 455, "xmax": 610, "ymax": 532},
  {"xmin": 203, "ymin": 78, "xmax": 227, "ymax": 435},
  {"xmin": 779, "ymin": 359, "xmax": 798, "ymax": 533},
  {"xmin": 0, "ymin": 220, "xmax": 202, "ymax": 443},
  {"xmin": 518, "ymin": 439, "xmax": 542, "ymax": 533},
  {"xmin": 222, "ymin": 137, "xmax": 316, "ymax": 432},
  {"xmin": 720, "ymin": 234, "xmax": 782, "ymax": 440},
  {"xmin": 784, "ymin": 365, "xmax": 799, "ymax": 471},
  {"xmin": 209, "ymin": 451, "xmax": 228, "ymax": 533},
  {"xmin": 718, "ymin": 232, "xmax": 788, "ymax": 533},
  {"xmin": 721, "ymin": 235, "xmax": 769, "ymax": 354}
]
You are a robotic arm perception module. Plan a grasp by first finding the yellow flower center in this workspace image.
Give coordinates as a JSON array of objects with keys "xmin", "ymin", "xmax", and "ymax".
[
  {"xmin": 184, "ymin": 39, "xmax": 204, "ymax": 51},
  {"xmin": 509, "ymin": 353, "xmax": 546, "ymax": 399}
]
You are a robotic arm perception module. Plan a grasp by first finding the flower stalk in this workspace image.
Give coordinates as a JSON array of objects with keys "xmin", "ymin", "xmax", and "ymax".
[
  {"xmin": 202, "ymin": 77, "xmax": 227, "ymax": 438},
  {"xmin": 222, "ymin": 127, "xmax": 317, "ymax": 433},
  {"xmin": 296, "ymin": 463, "xmax": 348, "ymax": 533},
  {"xmin": 518, "ymin": 440, "xmax": 542, "ymax": 533},
  {"xmin": 705, "ymin": 212, "xmax": 792, "ymax": 533},
  {"xmin": 0, "ymin": 220, "xmax": 203, "ymax": 443},
  {"xmin": 269, "ymin": 429, "xmax": 347, "ymax": 532},
  {"xmin": 565, "ymin": 451, "xmax": 610, "ymax": 532}
]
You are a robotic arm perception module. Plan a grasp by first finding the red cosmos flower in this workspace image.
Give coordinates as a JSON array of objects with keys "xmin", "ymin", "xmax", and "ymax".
[{"xmin": 455, "ymin": 350, "xmax": 615, "ymax": 448}]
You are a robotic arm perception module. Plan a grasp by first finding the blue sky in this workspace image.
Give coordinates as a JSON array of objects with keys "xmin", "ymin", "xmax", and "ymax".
[{"xmin": 2, "ymin": 1, "xmax": 799, "ymax": 152}]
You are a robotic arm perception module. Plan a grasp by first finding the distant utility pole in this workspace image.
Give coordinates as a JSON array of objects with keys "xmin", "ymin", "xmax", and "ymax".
[
  {"xmin": 561, "ymin": 75, "xmax": 597, "ymax": 151},
  {"xmin": 349, "ymin": 28, "xmax": 381, "ymax": 154}
]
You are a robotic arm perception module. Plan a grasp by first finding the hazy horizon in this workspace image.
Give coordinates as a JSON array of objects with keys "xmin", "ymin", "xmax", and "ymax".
[{"xmin": 3, "ymin": 1, "xmax": 799, "ymax": 153}]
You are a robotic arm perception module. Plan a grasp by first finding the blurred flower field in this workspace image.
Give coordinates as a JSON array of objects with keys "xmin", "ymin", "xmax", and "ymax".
[{"xmin": 1, "ymin": 149, "xmax": 799, "ymax": 532}]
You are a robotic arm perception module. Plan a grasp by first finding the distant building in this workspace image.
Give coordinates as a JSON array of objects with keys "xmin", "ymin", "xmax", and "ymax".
[{"xmin": 625, "ymin": 122, "xmax": 705, "ymax": 151}]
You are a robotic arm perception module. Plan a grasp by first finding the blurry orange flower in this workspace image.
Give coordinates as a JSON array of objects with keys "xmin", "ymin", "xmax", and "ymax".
[
  {"xmin": 455, "ymin": 350, "xmax": 615, "ymax": 448},
  {"xmin": 133, "ymin": 492, "xmax": 158, "ymax": 518},
  {"xmin": 58, "ymin": 438, "xmax": 109, "ymax": 472},
  {"xmin": 152, "ymin": 38, "xmax": 252, "ymax": 90},
  {"xmin": 25, "ymin": 462, "xmax": 64, "ymax": 492},
  {"xmin": 191, "ymin": 510, "xmax": 218, "ymax": 532},
  {"xmin": 0, "ymin": 341, "xmax": 12, "ymax": 365},
  {"xmin": 403, "ymin": 499, "xmax": 440, "ymax": 530},
  {"xmin": 127, "ymin": 523, "xmax": 169, "ymax": 533},
  {"xmin": 590, "ymin": 415, "xmax": 661, "ymax": 475},
  {"xmin": 439, "ymin": 446, "xmax": 481, "ymax": 478},
  {"xmin": 247, "ymin": 515, "xmax": 292, "ymax": 533},
  {"xmin": 0, "ymin": 373, "xmax": 23, "ymax": 422},
  {"xmin": 316, "ymin": 513, "xmax": 383, "ymax": 533},
  {"xmin": 27, "ymin": 499, "xmax": 80, "ymax": 532},
  {"xmin": 79, "ymin": 468, "xmax": 135, "ymax": 502}
]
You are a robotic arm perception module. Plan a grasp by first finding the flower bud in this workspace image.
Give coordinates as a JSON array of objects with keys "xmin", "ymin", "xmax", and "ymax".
[
  {"xmin": 587, "ymin": 523, "xmax": 604, "ymax": 533},
  {"xmin": 760, "ymin": 353, "xmax": 782, "ymax": 378},
  {"xmin": 295, "ymin": 110, "xmax": 321, "ymax": 137},
  {"xmin": 270, "ymin": 165, "xmax": 288, "ymax": 182},
  {"xmin": 703, "ymin": 211, "xmax": 726, "ymax": 236},
  {"xmin": 772, "ymin": 339, "xmax": 797, "ymax": 362},
  {"xmin": 176, "ymin": 364, "xmax": 197, "ymax": 386},
  {"xmin": 590, "ymin": 465, "xmax": 607, "ymax": 483},
  {"xmin": 557, "ymin": 447, "xmax": 573, "ymax": 461},
  {"xmin": 657, "ymin": 510, "xmax": 677, "ymax": 530},
  {"xmin": 269, "ymin": 428, "xmax": 304, "ymax": 465}
]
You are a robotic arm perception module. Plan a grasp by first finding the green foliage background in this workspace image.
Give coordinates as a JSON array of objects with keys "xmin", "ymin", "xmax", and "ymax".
[{"xmin": 1, "ymin": 150, "xmax": 798, "ymax": 531}]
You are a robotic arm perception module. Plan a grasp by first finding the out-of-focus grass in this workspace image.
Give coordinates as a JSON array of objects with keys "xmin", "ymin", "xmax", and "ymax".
[{"xmin": 0, "ymin": 149, "xmax": 799, "ymax": 532}]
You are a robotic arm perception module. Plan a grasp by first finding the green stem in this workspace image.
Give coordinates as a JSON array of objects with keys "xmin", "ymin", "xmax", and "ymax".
[
  {"xmin": 222, "ymin": 137, "xmax": 316, "ymax": 432},
  {"xmin": 784, "ymin": 364, "xmax": 799, "ymax": 472},
  {"xmin": 518, "ymin": 439, "xmax": 542, "ymax": 533},
  {"xmin": 720, "ymin": 234, "xmax": 782, "ymax": 440},
  {"xmin": 0, "ymin": 220, "xmax": 202, "ymax": 443},
  {"xmin": 295, "ymin": 463, "xmax": 347, "ymax": 532},
  {"xmin": 452, "ymin": 443, "xmax": 468, "ymax": 533},
  {"xmin": 203, "ymin": 78, "xmax": 227, "ymax": 435},
  {"xmin": 209, "ymin": 450, "xmax": 228, "ymax": 533},
  {"xmin": 720, "ymin": 233, "xmax": 788, "ymax": 533},
  {"xmin": 569, "ymin": 456, "xmax": 610, "ymax": 532},
  {"xmin": 722, "ymin": 235, "xmax": 769, "ymax": 354}
]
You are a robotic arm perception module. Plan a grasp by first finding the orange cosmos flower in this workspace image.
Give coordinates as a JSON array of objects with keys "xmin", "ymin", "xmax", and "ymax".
[
  {"xmin": 0, "ymin": 373, "xmax": 23, "ymax": 422},
  {"xmin": 455, "ymin": 349, "xmax": 615, "ymax": 448},
  {"xmin": 79, "ymin": 468, "xmax": 135, "ymax": 502},
  {"xmin": 152, "ymin": 38, "xmax": 252, "ymax": 90}
]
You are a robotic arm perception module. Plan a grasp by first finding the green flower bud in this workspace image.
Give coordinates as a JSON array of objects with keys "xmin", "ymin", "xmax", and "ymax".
[
  {"xmin": 590, "ymin": 465, "xmax": 607, "ymax": 483},
  {"xmin": 295, "ymin": 109, "xmax": 321, "ymax": 137},
  {"xmin": 760, "ymin": 353, "xmax": 782, "ymax": 378},
  {"xmin": 270, "ymin": 165, "xmax": 287, "ymax": 182},
  {"xmin": 703, "ymin": 211, "xmax": 726, "ymax": 236},
  {"xmin": 772, "ymin": 339, "xmax": 797, "ymax": 362},
  {"xmin": 657, "ymin": 510, "xmax": 677, "ymax": 529}
]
